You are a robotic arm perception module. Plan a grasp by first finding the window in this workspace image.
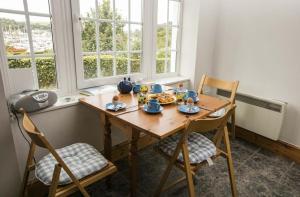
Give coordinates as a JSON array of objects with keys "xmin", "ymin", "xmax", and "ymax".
[
  {"xmin": 73, "ymin": 0, "xmax": 183, "ymax": 89},
  {"xmin": 73, "ymin": 0, "xmax": 143, "ymax": 88},
  {"xmin": 155, "ymin": 0, "xmax": 182, "ymax": 75},
  {"xmin": 0, "ymin": 0, "xmax": 57, "ymax": 93},
  {"xmin": 0, "ymin": 0, "xmax": 183, "ymax": 95}
]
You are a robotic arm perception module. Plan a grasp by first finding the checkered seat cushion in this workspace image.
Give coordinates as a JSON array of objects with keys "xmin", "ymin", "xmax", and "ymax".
[
  {"xmin": 158, "ymin": 132, "xmax": 216, "ymax": 164},
  {"xmin": 35, "ymin": 143, "xmax": 108, "ymax": 185}
]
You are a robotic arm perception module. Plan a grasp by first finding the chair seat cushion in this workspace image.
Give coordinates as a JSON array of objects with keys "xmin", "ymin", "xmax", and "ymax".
[
  {"xmin": 35, "ymin": 143, "xmax": 108, "ymax": 185},
  {"xmin": 158, "ymin": 132, "xmax": 216, "ymax": 164}
]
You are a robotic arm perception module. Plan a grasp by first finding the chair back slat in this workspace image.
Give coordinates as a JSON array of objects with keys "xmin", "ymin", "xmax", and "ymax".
[
  {"xmin": 198, "ymin": 75, "xmax": 239, "ymax": 103},
  {"xmin": 186, "ymin": 105, "xmax": 236, "ymax": 134},
  {"xmin": 22, "ymin": 111, "xmax": 48, "ymax": 148}
]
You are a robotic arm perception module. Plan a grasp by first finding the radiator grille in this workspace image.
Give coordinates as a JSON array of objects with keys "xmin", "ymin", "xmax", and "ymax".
[{"xmin": 217, "ymin": 89, "xmax": 282, "ymax": 112}]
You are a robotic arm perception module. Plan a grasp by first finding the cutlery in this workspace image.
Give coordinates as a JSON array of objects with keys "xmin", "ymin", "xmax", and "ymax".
[
  {"xmin": 198, "ymin": 106, "xmax": 214, "ymax": 111},
  {"xmin": 115, "ymin": 107, "xmax": 140, "ymax": 116}
]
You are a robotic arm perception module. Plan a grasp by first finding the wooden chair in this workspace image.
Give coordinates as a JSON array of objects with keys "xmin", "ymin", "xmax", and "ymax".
[
  {"xmin": 198, "ymin": 74, "xmax": 239, "ymax": 138},
  {"xmin": 154, "ymin": 105, "xmax": 238, "ymax": 197},
  {"xmin": 20, "ymin": 110, "xmax": 117, "ymax": 197}
]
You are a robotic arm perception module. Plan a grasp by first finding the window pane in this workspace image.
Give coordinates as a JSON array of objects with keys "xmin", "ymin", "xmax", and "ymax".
[
  {"xmin": 156, "ymin": 50, "xmax": 165, "ymax": 74},
  {"xmin": 99, "ymin": 22, "xmax": 113, "ymax": 51},
  {"xmin": 168, "ymin": 1, "xmax": 180, "ymax": 26},
  {"xmin": 81, "ymin": 20, "xmax": 96, "ymax": 52},
  {"xmin": 0, "ymin": 13, "xmax": 30, "ymax": 56},
  {"xmin": 8, "ymin": 57, "xmax": 31, "ymax": 69},
  {"xmin": 169, "ymin": 27, "xmax": 177, "ymax": 50},
  {"xmin": 156, "ymin": 25, "xmax": 166, "ymax": 51},
  {"xmin": 30, "ymin": 16, "xmax": 53, "ymax": 55},
  {"xmin": 80, "ymin": 0, "xmax": 96, "ymax": 18},
  {"xmin": 27, "ymin": 0, "xmax": 50, "ymax": 14},
  {"xmin": 130, "ymin": 53, "xmax": 141, "ymax": 73},
  {"xmin": 170, "ymin": 51, "xmax": 176, "ymax": 72},
  {"xmin": 115, "ymin": 0, "xmax": 128, "ymax": 21},
  {"xmin": 130, "ymin": 24, "xmax": 142, "ymax": 51},
  {"xmin": 36, "ymin": 56, "xmax": 57, "ymax": 89},
  {"xmin": 98, "ymin": 0, "xmax": 113, "ymax": 19},
  {"xmin": 116, "ymin": 53, "xmax": 128, "ymax": 75},
  {"xmin": 116, "ymin": 23, "xmax": 128, "ymax": 51},
  {"xmin": 157, "ymin": 0, "xmax": 167, "ymax": 25},
  {"xmin": 100, "ymin": 54, "xmax": 113, "ymax": 76},
  {"xmin": 0, "ymin": 0, "xmax": 24, "ymax": 11},
  {"xmin": 166, "ymin": 50, "xmax": 171, "ymax": 72},
  {"xmin": 130, "ymin": 0, "xmax": 142, "ymax": 22},
  {"xmin": 83, "ymin": 54, "xmax": 97, "ymax": 79}
]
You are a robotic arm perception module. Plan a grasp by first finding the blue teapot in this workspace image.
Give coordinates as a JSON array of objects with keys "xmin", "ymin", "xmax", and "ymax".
[{"xmin": 118, "ymin": 77, "xmax": 133, "ymax": 94}]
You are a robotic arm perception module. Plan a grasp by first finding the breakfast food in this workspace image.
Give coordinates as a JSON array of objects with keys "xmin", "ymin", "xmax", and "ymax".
[
  {"xmin": 157, "ymin": 93, "xmax": 176, "ymax": 104},
  {"xmin": 112, "ymin": 95, "xmax": 119, "ymax": 104},
  {"xmin": 187, "ymin": 97, "xmax": 194, "ymax": 105}
]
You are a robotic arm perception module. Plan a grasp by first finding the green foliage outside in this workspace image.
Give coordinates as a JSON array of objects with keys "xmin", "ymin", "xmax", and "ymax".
[
  {"xmin": 8, "ymin": 57, "xmax": 56, "ymax": 89},
  {"xmin": 3, "ymin": 0, "xmax": 172, "ymax": 89}
]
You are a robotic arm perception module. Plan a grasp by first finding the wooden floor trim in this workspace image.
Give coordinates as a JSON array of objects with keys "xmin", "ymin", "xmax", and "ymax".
[{"xmin": 234, "ymin": 125, "xmax": 300, "ymax": 164}]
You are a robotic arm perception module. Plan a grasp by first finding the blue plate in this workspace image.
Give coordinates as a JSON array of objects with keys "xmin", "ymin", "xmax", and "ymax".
[
  {"xmin": 106, "ymin": 102, "xmax": 126, "ymax": 111},
  {"xmin": 143, "ymin": 104, "xmax": 164, "ymax": 114},
  {"xmin": 178, "ymin": 105, "xmax": 200, "ymax": 114}
]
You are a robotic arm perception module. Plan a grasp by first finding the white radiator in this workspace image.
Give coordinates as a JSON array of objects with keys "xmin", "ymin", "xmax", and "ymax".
[{"xmin": 217, "ymin": 90, "xmax": 287, "ymax": 140}]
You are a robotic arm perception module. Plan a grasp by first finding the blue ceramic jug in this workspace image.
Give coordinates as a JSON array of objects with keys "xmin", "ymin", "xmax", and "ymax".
[{"xmin": 118, "ymin": 77, "xmax": 133, "ymax": 94}]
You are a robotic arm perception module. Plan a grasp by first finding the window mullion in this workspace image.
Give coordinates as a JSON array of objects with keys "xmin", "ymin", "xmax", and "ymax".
[
  {"xmin": 23, "ymin": 0, "xmax": 39, "ymax": 89},
  {"xmin": 112, "ymin": 0, "xmax": 116, "ymax": 76},
  {"xmin": 164, "ymin": 0, "xmax": 170, "ymax": 73},
  {"xmin": 95, "ymin": 0, "xmax": 101, "ymax": 77},
  {"xmin": 127, "ymin": 0, "xmax": 131, "ymax": 75}
]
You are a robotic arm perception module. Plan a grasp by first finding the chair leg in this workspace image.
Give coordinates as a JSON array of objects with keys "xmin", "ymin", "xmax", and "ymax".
[
  {"xmin": 154, "ymin": 135, "xmax": 185, "ymax": 197},
  {"xmin": 224, "ymin": 126, "xmax": 238, "ymax": 197},
  {"xmin": 231, "ymin": 110, "xmax": 236, "ymax": 139},
  {"xmin": 181, "ymin": 141, "xmax": 195, "ymax": 197},
  {"xmin": 48, "ymin": 164, "xmax": 61, "ymax": 197},
  {"xmin": 20, "ymin": 168, "xmax": 30, "ymax": 197},
  {"xmin": 20, "ymin": 142, "xmax": 36, "ymax": 197}
]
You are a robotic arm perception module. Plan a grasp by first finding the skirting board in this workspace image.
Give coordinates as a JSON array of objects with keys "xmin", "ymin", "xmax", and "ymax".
[{"xmin": 234, "ymin": 125, "xmax": 300, "ymax": 164}]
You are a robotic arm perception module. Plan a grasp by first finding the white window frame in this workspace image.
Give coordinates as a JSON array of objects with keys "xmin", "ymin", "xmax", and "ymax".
[
  {"xmin": 0, "ymin": 0, "xmax": 69, "ymax": 96},
  {"xmin": 152, "ymin": 0, "xmax": 183, "ymax": 80},
  {"xmin": 72, "ymin": 0, "xmax": 183, "ymax": 89},
  {"xmin": 72, "ymin": 0, "xmax": 147, "ymax": 89}
]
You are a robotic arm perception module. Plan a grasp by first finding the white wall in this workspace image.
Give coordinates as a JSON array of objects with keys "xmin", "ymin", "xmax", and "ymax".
[
  {"xmin": 211, "ymin": 0, "xmax": 300, "ymax": 147},
  {"xmin": 0, "ymin": 73, "xmax": 21, "ymax": 196},
  {"xmin": 11, "ymin": 105, "xmax": 127, "ymax": 176}
]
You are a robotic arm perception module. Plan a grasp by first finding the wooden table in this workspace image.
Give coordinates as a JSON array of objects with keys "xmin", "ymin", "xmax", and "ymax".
[{"xmin": 80, "ymin": 91, "xmax": 229, "ymax": 196}]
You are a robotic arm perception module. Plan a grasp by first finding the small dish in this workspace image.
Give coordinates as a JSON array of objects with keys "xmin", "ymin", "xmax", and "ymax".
[
  {"xmin": 183, "ymin": 96, "xmax": 199, "ymax": 103},
  {"xmin": 178, "ymin": 105, "xmax": 200, "ymax": 114},
  {"xmin": 106, "ymin": 102, "xmax": 126, "ymax": 111},
  {"xmin": 142, "ymin": 104, "xmax": 164, "ymax": 114},
  {"xmin": 208, "ymin": 108, "xmax": 226, "ymax": 118}
]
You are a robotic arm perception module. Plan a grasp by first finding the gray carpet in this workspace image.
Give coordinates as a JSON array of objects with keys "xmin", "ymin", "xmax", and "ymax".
[{"xmin": 71, "ymin": 136, "xmax": 300, "ymax": 197}]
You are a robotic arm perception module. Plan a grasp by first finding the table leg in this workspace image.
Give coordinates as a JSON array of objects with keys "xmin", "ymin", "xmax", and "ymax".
[
  {"xmin": 104, "ymin": 114, "xmax": 112, "ymax": 188},
  {"xmin": 129, "ymin": 128, "xmax": 140, "ymax": 197}
]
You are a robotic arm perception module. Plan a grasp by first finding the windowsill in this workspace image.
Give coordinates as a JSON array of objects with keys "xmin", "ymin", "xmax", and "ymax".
[{"xmin": 32, "ymin": 76, "xmax": 190, "ymax": 114}]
